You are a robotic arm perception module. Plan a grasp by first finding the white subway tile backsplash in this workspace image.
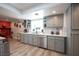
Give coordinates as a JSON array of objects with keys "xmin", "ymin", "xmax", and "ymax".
[{"xmin": 44, "ymin": 28, "xmax": 63, "ymax": 35}]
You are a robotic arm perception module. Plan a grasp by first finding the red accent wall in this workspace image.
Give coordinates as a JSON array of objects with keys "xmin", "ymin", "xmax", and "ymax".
[{"xmin": 0, "ymin": 20, "xmax": 11, "ymax": 38}]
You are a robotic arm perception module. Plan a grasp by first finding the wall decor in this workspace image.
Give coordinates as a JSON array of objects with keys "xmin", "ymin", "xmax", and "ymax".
[{"xmin": 19, "ymin": 25, "xmax": 21, "ymax": 28}]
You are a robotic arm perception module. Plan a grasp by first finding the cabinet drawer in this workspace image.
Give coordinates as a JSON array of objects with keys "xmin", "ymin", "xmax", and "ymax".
[
  {"xmin": 55, "ymin": 37, "xmax": 64, "ymax": 40},
  {"xmin": 47, "ymin": 36, "xmax": 55, "ymax": 39}
]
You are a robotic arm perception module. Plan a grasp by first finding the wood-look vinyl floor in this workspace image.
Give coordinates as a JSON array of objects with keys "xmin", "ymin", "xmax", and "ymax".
[{"xmin": 9, "ymin": 39, "xmax": 64, "ymax": 56}]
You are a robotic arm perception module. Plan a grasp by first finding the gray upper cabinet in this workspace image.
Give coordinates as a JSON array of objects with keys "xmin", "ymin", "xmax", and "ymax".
[
  {"xmin": 44, "ymin": 14, "xmax": 63, "ymax": 28},
  {"xmin": 72, "ymin": 4, "xmax": 79, "ymax": 29}
]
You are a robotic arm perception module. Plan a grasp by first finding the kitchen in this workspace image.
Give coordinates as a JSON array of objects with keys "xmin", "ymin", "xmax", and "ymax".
[{"xmin": 0, "ymin": 3, "xmax": 79, "ymax": 56}]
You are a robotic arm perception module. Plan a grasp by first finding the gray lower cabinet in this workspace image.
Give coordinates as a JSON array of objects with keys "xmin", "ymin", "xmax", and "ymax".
[
  {"xmin": 20, "ymin": 34, "xmax": 25, "ymax": 43},
  {"xmin": 47, "ymin": 36, "xmax": 65, "ymax": 53},
  {"xmin": 28, "ymin": 35, "xmax": 32, "ymax": 45},
  {"xmin": 32, "ymin": 35, "xmax": 46, "ymax": 48},
  {"xmin": 0, "ymin": 45, "xmax": 3, "ymax": 56},
  {"xmin": 21, "ymin": 34, "xmax": 32, "ymax": 44},
  {"xmin": 32, "ymin": 35, "xmax": 37, "ymax": 46},
  {"xmin": 24, "ymin": 34, "xmax": 29, "ymax": 44},
  {"xmin": 20, "ymin": 34, "xmax": 65, "ymax": 53},
  {"xmin": 3, "ymin": 42, "xmax": 10, "ymax": 56},
  {"xmin": 38, "ymin": 37, "xmax": 44, "ymax": 48},
  {"xmin": 36, "ymin": 35, "xmax": 46, "ymax": 48},
  {"xmin": 47, "ymin": 37, "xmax": 55, "ymax": 50},
  {"xmin": 55, "ymin": 37, "xmax": 65, "ymax": 53},
  {"xmin": 0, "ymin": 42, "xmax": 10, "ymax": 56}
]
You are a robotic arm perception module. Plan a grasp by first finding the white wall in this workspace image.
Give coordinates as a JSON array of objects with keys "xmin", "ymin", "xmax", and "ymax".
[
  {"xmin": 11, "ymin": 22, "xmax": 24, "ymax": 40},
  {"xmin": 30, "ymin": 19, "xmax": 63, "ymax": 35},
  {"xmin": 63, "ymin": 12, "xmax": 67, "ymax": 36},
  {"xmin": 44, "ymin": 28, "xmax": 63, "ymax": 35},
  {"xmin": 63, "ymin": 5, "xmax": 71, "ymax": 36},
  {"xmin": 31, "ymin": 19, "xmax": 43, "ymax": 33},
  {"xmin": 63, "ymin": 5, "xmax": 72, "ymax": 55}
]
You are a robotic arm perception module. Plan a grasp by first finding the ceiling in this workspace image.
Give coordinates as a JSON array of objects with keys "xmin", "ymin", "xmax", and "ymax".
[
  {"xmin": 9, "ymin": 3, "xmax": 43, "ymax": 12},
  {"xmin": 0, "ymin": 3, "xmax": 70, "ymax": 19},
  {"xmin": 44, "ymin": 3, "xmax": 70, "ymax": 16}
]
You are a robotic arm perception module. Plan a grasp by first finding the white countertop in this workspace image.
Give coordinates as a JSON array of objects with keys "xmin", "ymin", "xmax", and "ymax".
[
  {"xmin": 20, "ymin": 32, "xmax": 67, "ymax": 37},
  {"xmin": 0, "ymin": 37, "xmax": 6, "ymax": 40}
]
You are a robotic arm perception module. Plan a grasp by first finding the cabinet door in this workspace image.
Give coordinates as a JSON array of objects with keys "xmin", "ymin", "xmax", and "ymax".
[
  {"xmin": 20, "ymin": 34, "xmax": 25, "ymax": 43},
  {"xmin": 45, "ymin": 15, "xmax": 63, "ymax": 28},
  {"xmin": 72, "ymin": 4, "xmax": 79, "ymax": 29},
  {"xmin": 36, "ymin": 36, "xmax": 40, "ymax": 47},
  {"xmin": 37, "ymin": 35, "xmax": 45, "ymax": 48},
  {"xmin": 3, "ymin": 42, "xmax": 10, "ymax": 56},
  {"xmin": 46, "ymin": 17, "xmax": 56, "ymax": 27},
  {"xmin": 31, "ymin": 35, "xmax": 34, "ymax": 45},
  {"xmin": 33, "ymin": 35, "xmax": 38, "ymax": 46},
  {"xmin": 39, "ymin": 37, "xmax": 45, "ymax": 48},
  {"xmin": 47, "ymin": 37, "xmax": 55, "ymax": 50},
  {"xmin": 55, "ymin": 15, "xmax": 63, "ymax": 27},
  {"xmin": 71, "ymin": 34, "xmax": 79, "ymax": 56},
  {"xmin": 28, "ymin": 35, "xmax": 32, "ymax": 45},
  {"xmin": 55, "ymin": 37, "xmax": 65, "ymax": 53},
  {"xmin": 0, "ymin": 45, "xmax": 3, "ymax": 56},
  {"xmin": 31, "ymin": 35, "xmax": 36, "ymax": 45},
  {"xmin": 24, "ymin": 34, "xmax": 29, "ymax": 44}
]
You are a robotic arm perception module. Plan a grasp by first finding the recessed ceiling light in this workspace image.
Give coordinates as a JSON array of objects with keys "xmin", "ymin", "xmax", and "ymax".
[
  {"xmin": 35, "ymin": 13, "xmax": 39, "ymax": 15},
  {"xmin": 52, "ymin": 11, "xmax": 56, "ymax": 14}
]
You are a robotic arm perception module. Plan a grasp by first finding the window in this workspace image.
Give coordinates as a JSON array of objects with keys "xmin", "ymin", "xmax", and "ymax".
[
  {"xmin": 30, "ymin": 10, "xmax": 44, "ymax": 33},
  {"xmin": 31, "ymin": 19, "xmax": 43, "ymax": 33}
]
